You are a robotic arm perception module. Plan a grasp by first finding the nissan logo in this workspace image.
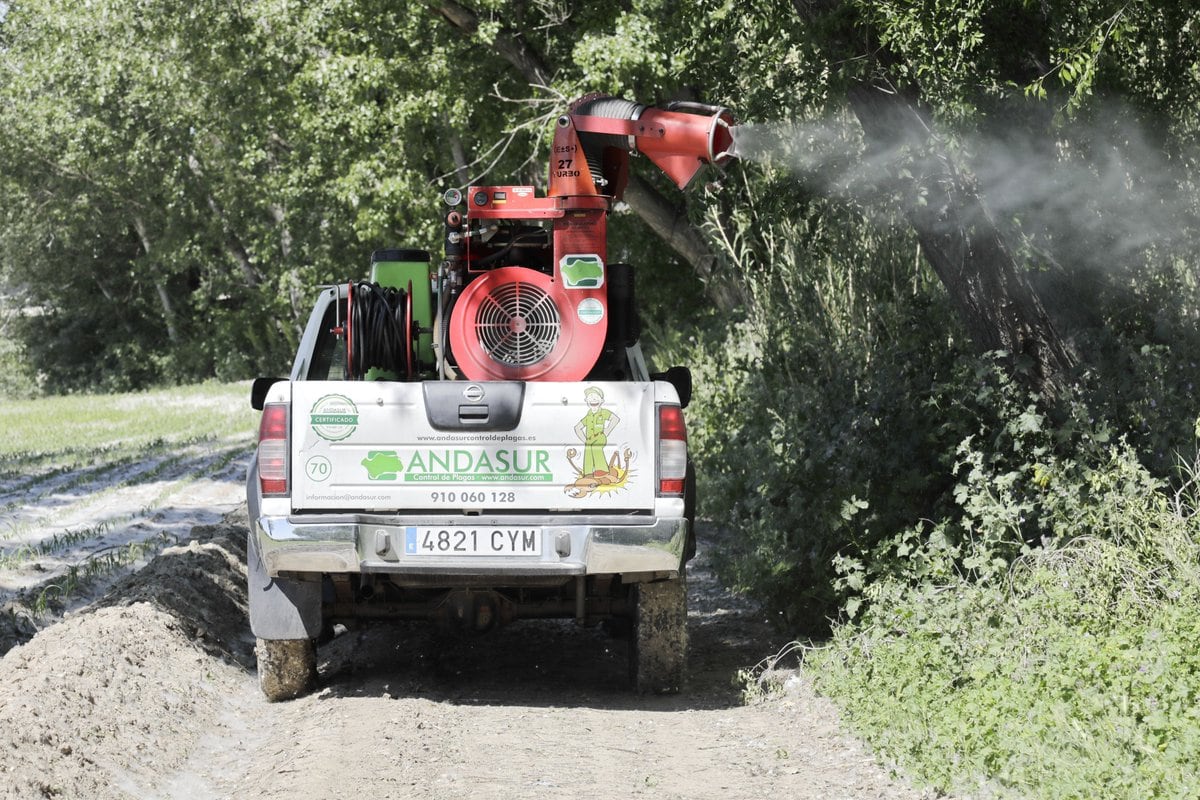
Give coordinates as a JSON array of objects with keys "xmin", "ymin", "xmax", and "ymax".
[{"xmin": 463, "ymin": 384, "xmax": 485, "ymax": 403}]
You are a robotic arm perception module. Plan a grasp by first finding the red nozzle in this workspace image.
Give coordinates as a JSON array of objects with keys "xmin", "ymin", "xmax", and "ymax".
[
  {"xmin": 565, "ymin": 97, "xmax": 738, "ymax": 194},
  {"xmin": 633, "ymin": 104, "xmax": 736, "ymax": 189}
]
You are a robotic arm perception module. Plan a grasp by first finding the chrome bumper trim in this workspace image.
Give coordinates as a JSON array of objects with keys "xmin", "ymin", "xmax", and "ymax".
[{"xmin": 255, "ymin": 515, "xmax": 687, "ymax": 578}]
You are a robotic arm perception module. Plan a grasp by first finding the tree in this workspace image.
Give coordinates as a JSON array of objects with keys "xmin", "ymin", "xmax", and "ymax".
[
  {"xmin": 778, "ymin": 0, "xmax": 1078, "ymax": 399},
  {"xmin": 0, "ymin": 0, "xmax": 745, "ymax": 388}
]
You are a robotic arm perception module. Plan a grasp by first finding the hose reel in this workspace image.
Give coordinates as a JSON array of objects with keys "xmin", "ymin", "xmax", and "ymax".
[{"xmin": 345, "ymin": 280, "xmax": 417, "ymax": 380}]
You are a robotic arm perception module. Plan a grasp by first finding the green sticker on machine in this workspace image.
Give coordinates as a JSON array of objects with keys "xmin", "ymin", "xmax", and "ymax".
[{"xmin": 560, "ymin": 254, "xmax": 605, "ymax": 289}]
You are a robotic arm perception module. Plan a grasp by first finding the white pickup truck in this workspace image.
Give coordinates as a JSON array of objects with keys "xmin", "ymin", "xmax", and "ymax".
[
  {"xmin": 246, "ymin": 282, "xmax": 696, "ymax": 700},
  {"xmin": 244, "ymin": 95, "xmax": 732, "ymax": 700}
]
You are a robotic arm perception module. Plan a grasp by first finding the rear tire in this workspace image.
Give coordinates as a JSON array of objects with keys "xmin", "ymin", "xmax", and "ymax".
[
  {"xmin": 256, "ymin": 638, "xmax": 317, "ymax": 702},
  {"xmin": 630, "ymin": 578, "xmax": 687, "ymax": 694}
]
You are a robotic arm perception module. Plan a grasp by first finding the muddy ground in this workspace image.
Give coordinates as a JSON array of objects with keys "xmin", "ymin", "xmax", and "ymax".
[{"xmin": 0, "ymin": 511, "xmax": 932, "ymax": 799}]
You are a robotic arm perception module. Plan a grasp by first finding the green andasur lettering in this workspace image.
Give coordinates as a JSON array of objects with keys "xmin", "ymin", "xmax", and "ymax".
[
  {"xmin": 402, "ymin": 449, "xmax": 552, "ymax": 476},
  {"xmin": 429, "ymin": 450, "xmax": 450, "ymax": 472}
]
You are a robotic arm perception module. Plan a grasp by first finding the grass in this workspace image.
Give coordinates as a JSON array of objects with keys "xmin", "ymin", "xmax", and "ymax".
[{"xmin": 0, "ymin": 381, "xmax": 258, "ymax": 476}]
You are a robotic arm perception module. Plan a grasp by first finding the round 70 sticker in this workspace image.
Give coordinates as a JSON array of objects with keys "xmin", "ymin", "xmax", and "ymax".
[
  {"xmin": 309, "ymin": 394, "xmax": 359, "ymax": 441},
  {"xmin": 305, "ymin": 456, "xmax": 332, "ymax": 482}
]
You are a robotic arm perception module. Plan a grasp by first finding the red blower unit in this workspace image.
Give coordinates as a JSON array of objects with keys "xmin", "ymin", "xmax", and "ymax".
[
  {"xmin": 449, "ymin": 265, "xmax": 605, "ymax": 381},
  {"xmin": 442, "ymin": 96, "xmax": 736, "ymax": 382}
]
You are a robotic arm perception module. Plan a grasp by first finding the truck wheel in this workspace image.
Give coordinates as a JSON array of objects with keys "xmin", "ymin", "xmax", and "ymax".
[
  {"xmin": 630, "ymin": 578, "xmax": 687, "ymax": 694},
  {"xmin": 256, "ymin": 638, "xmax": 317, "ymax": 702}
]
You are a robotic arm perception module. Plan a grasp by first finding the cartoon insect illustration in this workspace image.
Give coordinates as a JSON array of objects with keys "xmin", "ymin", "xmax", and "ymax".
[
  {"xmin": 564, "ymin": 387, "xmax": 635, "ymax": 497},
  {"xmin": 564, "ymin": 447, "xmax": 634, "ymax": 498}
]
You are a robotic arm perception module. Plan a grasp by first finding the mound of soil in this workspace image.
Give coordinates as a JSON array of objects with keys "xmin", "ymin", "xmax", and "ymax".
[{"xmin": 0, "ymin": 513, "xmax": 252, "ymax": 799}]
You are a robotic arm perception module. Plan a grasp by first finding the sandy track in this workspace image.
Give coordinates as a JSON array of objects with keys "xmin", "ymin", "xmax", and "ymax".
[{"xmin": 0, "ymin": 511, "xmax": 930, "ymax": 800}]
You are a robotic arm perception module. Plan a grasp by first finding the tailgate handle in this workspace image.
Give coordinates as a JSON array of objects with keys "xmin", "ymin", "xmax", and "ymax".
[
  {"xmin": 458, "ymin": 404, "xmax": 489, "ymax": 424},
  {"xmin": 423, "ymin": 381, "xmax": 525, "ymax": 431}
]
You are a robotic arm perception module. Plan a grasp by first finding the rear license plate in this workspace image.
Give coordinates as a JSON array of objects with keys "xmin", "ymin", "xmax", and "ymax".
[{"xmin": 404, "ymin": 526, "xmax": 542, "ymax": 556}]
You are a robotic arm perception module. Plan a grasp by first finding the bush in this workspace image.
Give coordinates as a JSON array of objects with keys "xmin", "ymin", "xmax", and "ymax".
[
  {"xmin": 679, "ymin": 170, "xmax": 1200, "ymax": 633},
  {"xmin": 809, "ymin": 435, "xmax": 1200, "ymax": 798},
  {"xmin": 671, "ymin": 190, "xmax": 972, "ymax": 631},
  {"xmin": 679, "ymin": 194, "xmax": 1200, "ymax": 793},
  {"xmin": 0, "ymin": 333, "xmax": 38, "ymax": 398}
]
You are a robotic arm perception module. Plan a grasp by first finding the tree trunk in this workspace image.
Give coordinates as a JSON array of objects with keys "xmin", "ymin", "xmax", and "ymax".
[
  {"xmin": 131, "ymin": 216, "xmax": 179, "ymax": 343},
  {"xmin": 447, "ymin": 125, "xmax": 472, "ymax": 188},
  {"xmin": 794, "ymin": 1, "xmax": 1076, "ymax": 400},
  {"xmin": 623, "ymin": 174, "xmax": 746, "ymax": 313},
  {"xmin": 94, "ymin": 277, "xmax": 137, "ymax": 336},
  {"xmin": 431, "ymin": 0, "xmax": 551, "ymax": 86},
  {"xmin": 846, "ymin": 81, "xmax": 1075, "ymax": 398},
  {"xmin": 269, "ymin": 203, "xmax": 292, "ymax": 261},
  {"xmin": 187, "ymin": 154, "xmax": 262, "ymax": 287}
]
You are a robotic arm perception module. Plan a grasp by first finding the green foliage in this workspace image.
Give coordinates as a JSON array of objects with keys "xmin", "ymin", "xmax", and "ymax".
[
  {"xmin": 665, "ymin": 0, "xmax": 1200, "ymax": 620},
  {"xmin": 0, "ymin": 0, "xmax": 572, "ymax": 390},
  {"xmin": 0, "ymin": 327, "xmax": 37, "ymax": 398},
  {"xmin": 669, "ymin": 171, "xmax": 969, "ymax": 630},
  {"xmin": 809, "ymin": 436, "xmax": 1200, "ymax": 798},
  {"xmin": 4, "ymin": 2, "xmax": 1200, "ymax": 792},
  {"xmin": 0, "ymin": 381, "xmax": 256, "ymax": 470}
]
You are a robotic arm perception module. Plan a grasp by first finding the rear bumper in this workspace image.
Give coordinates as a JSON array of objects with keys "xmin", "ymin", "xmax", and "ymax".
[{"xmin": 254, "ymin": 514, "xmax": 688, "ymax": 580}]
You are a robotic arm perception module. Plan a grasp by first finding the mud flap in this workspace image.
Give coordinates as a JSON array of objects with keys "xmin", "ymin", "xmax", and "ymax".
[
  {"xmin": 246, "ymin": 531, "xmax": 323, "ymax": 640},
  {"xmin": 684, "ymin": 460, "xmax": 697, "ymax": 562}
]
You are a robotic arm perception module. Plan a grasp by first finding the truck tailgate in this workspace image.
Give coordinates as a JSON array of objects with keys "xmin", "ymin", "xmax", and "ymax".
[{"xmin": 290, "ymin": 381, "xmax": 658, "ymax": 513}]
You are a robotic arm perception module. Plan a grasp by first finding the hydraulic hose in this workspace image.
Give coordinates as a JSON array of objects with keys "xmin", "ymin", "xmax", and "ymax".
[{"xmin": 347, "ymin": 281, "xmax": 411, "ymax": 380}]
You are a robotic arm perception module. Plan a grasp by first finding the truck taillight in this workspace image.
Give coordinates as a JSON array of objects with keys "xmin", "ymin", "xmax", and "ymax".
[
  {"xmin": 657, "ymin": 404, "xmax": 687, "ymax": 496},
  {"xmin": 258, "ymin": 402, "xmax": 289, "ymax": 496}
]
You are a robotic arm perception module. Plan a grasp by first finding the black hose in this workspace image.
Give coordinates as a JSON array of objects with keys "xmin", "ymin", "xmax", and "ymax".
[
  {"xmin": 348, "ymin": 281, "xmax": 410, "ymax": 380},
  {"xmin": 470, "ymin": 226, "xmax": 550, "ymax": 269},
  {"xmin": 570, "ymin": 96, "xmax": 644, "ymax": 188}
]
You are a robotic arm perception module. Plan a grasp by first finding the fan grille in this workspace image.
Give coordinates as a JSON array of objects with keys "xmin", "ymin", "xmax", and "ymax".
[{"xmin": 473, "ymin": 279, "xmax": 561, "ymax": 367}]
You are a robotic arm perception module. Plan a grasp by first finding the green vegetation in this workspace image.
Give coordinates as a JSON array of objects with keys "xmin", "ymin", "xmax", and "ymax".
[
  {"xmin": 4, "ymin": 0, "xmax": 1200, "ymax": 795},
  {"xmin": 808, "ymin": 430, "xmax": 1200, "ymax": 797},
  {"xmin": 0, "ymin": 382, "xmax": 255, "ymax": 623},
  {"xmin": 0, "ymin": 381, "xmax": 257, "ymax": 474},
  {"xmin": 31, "ymin": 537, "xmax": 170, "ymax": 616},
  {"xmin": 669, "ymin": 2, "xmax": 1200, "ymax": 796}
]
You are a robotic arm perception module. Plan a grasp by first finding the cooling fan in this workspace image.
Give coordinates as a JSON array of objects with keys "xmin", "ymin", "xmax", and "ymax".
[{"xmin": 448, "ymin": 266, "xmax": 607, "ymax": 381}]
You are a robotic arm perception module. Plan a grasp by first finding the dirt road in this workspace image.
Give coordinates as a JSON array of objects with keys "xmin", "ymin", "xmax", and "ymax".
[{"xmin": 0, "ymin": 512, "xmax": 929, "ymax": 800}]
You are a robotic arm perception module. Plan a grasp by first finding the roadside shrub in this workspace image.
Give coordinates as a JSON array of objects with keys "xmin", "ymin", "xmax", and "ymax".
[
  {"xmin": 0, "ymin": 334, "xmax": 39, "ymax": 398},
  {"xmin": 673, "ymin": 191, "xmax": 970, "ymax": 631},
  {"xmin": 809, "ymin": 436, "xmax": 1200, "ymax": 798},
  {"xmin": 678, "ymin": 173, "xmax": 1200, "ymax": 633}
]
